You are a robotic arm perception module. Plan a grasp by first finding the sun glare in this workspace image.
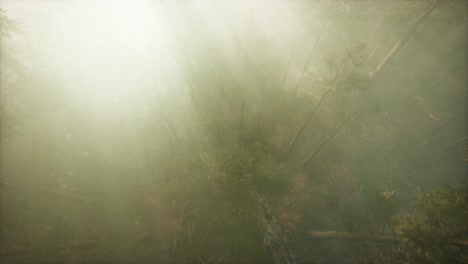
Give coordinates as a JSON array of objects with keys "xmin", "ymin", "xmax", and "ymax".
[
  {"xmin": 89, "ymin": 1, "xmax": 158, "ymax": 51},
  {"xmin": 49, "ymin": 1, "xmax": 168, "ymax": 114},
  {"xmin": 2, "ymin": 0, "xmax": 301, "ymax": 116}
]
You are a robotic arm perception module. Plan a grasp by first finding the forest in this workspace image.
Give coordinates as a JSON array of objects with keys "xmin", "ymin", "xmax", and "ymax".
[{"xmin": 0, "ymin": 0, "xmax": 467, "ymax": 263}]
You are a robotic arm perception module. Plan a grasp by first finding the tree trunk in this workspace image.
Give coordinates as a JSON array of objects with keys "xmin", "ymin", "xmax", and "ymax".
[
  {"xmin": 428, "ymin": 113, "xmax": 464, "ymax": 134},
  {"xmin": 427, "ymin": 61, "xmax": 464, "ymax": 91},
  {"xmin": 281, "ymin": 7, "xmax": 307, "ymax": 91},
  {"xmin": 294, "ymin": 17, "xmax": 330, "ymax": 92},
  {"xmin": 365, "ymin": 27, "xmax": 396, "ymax": 65},
  {"xmin": 238, "ymin": 99, "xmax": 245, "ymax": 147},
  {"xmin": 372, "ymin": 0, "xmax": 439, "ymax": 79},
  {"xmin": 286, "ymin": 91, "xmax": 329, "ymax": 152},
  {"xmin": 303, "ymin": 105, "xmax": 364, "ymax": 166}
]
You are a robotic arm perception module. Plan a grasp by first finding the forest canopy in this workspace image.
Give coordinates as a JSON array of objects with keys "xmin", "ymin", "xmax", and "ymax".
[{"xmin": 0, "ymin": 0, "xmax": 467, "ymax": 263}]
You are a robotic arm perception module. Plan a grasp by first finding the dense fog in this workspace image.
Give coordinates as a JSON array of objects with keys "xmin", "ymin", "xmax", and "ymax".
[{"xmin": 0, "ymin": 0, "xmax": 467, "ymax": 263}]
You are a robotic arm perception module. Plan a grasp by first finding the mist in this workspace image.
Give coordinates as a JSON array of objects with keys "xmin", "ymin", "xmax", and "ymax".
[{"xmin": 1, "ymin": 1, "xmax": 467, "ymax": 263}]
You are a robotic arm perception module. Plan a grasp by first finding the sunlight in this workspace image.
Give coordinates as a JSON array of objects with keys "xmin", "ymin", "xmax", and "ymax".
[
  {"xmin": 83, "ymin": 0, "xmax": 157, "ymax": 52},
  {"xmin": 52, "ymin": 0, "xmax": 169, "ymax": 115},
  {"xmin": 2, "ymin": 0, "xmax": 305, "ymax": 118},
  {"xmin": 1, "ymin": 0, "xmax": 467, "ymax": 262}
]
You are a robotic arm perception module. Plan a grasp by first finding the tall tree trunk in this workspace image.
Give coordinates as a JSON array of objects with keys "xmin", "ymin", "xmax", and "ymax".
[
  {"xmin": 238, "ymin": 99, "xmax": 245, "ymax": 147},
  {"xmin": 286, "ymin": 91, "xmax": 329, "ymax": 152},
  {"xmin": 422, "ymin": 52, "xmax": 456, "ymax": 81},
  {"xmin": 280, "ymin": 7, "xmax": 307, "ymax": 91},
  {"xmin": 427, "ymin": 61, "xmax": 464, "ymax": 91},
  {"xmin": 428, "ymin": 112, "xmax": 464, "ymax": 134},
  {"xmin": 365, "ymin": 27, "xmax": 396, "ymax": 65},
  {"xmin": 372, "ymin": 0, "xmax": 439, "ymax": 79},
  {"xmin": 294, "ymin": 17, "xmax": 330, "ymax": 92},
  {"xmin": 303, "ymin": 105, "xmax": 364, "ymax": 166}
]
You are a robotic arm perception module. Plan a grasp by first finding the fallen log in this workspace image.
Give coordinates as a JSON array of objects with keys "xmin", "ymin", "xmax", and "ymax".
[{"xmin": 308, "ymin": 230, "xmax": 468, "ymax": 248}]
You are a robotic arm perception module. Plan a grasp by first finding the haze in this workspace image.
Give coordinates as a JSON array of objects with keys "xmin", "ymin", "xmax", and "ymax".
[{"xmin": 1, "ymin": 1, "xmax": 467, "ymax": 263}]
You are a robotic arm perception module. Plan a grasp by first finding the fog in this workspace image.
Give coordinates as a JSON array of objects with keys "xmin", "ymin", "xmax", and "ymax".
[{"xmin": 1, "ymin": 1, "xmax": 467, "ymax": 263}]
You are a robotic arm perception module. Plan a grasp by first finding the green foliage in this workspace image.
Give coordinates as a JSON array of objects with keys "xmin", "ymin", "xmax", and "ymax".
[
  {"xmin": 393, "ymin": 188, "xmax": 468, "ymax": 263},
  {"xmin": 305, "ymin": 41, "xmax": 373, "ymax": 96},
  {"xmin": 0, "ymin": 9, "xmax": 16, "ymax": 40},
  {"xmin": 368, "ymin": 190, "xmax": 398, "ymax": 226},
  {"xmin": 254, "ymin": 158, "xmax": 294, "ymax": 202},
  {"xmin": 2, "ymin": 1, "xmax": 466, "ymax": 263},
  {"xmin": 218, "ymin": 149, "xmax": 258, "ymax": 214}
]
